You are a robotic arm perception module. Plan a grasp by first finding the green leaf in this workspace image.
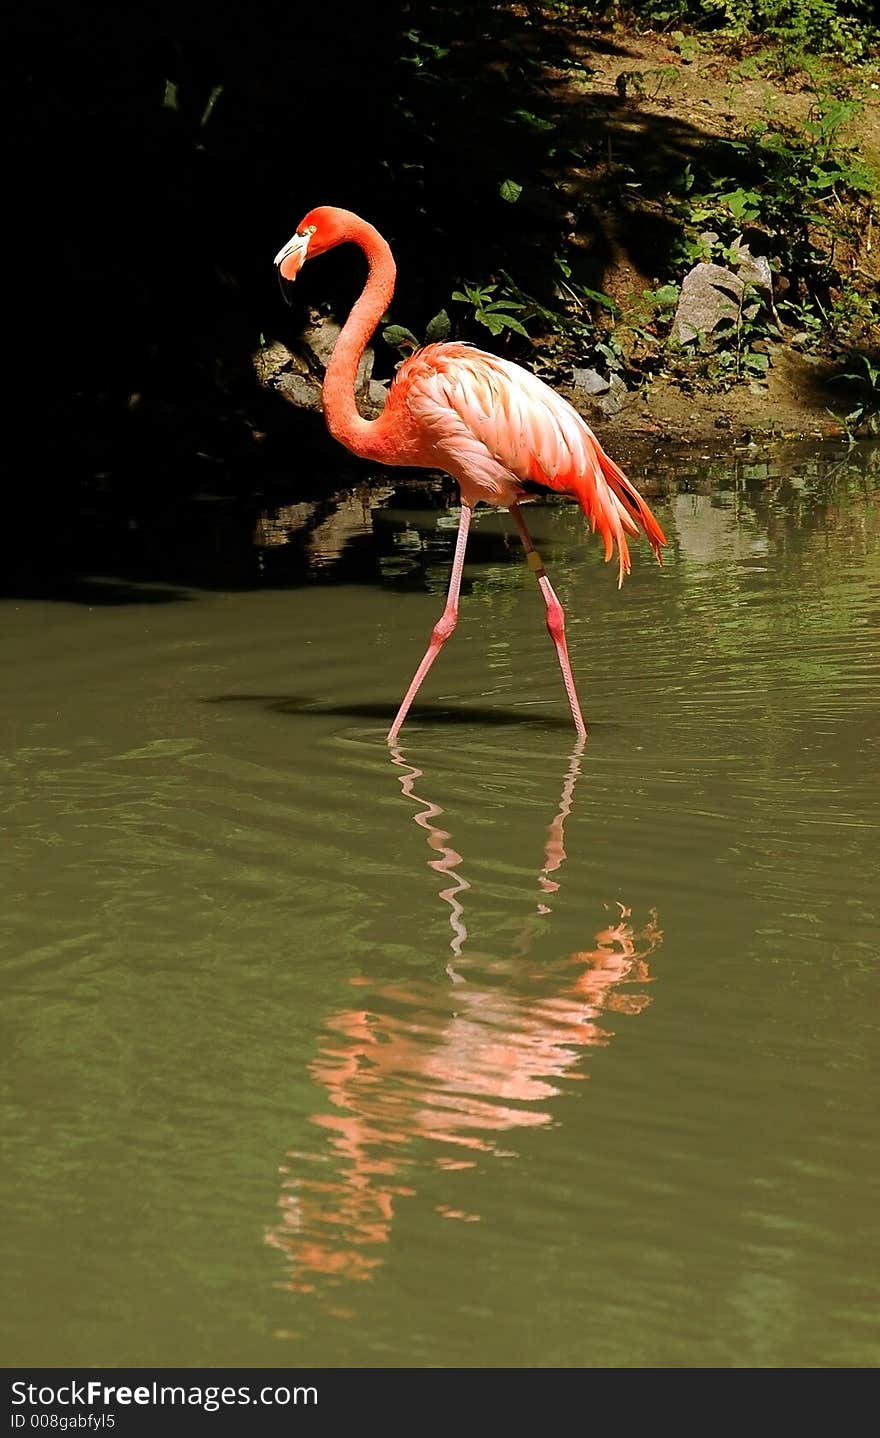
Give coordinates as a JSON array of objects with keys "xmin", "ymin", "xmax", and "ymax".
[
  {"xmin": 499, "ymin": 179, "xmax": 523, "ymax": 204},
  {"xmin": 672, "ymin": 30, "xmax": 699, "ymax": 62},
  {"xmin": 580, "ymin": 287, "xmax": 618, "ymax": 314},
  {"xmin": 744, "ymin": 351, "xmax": 770, "ymax": 374},
  {"xmin": 478, "ymin": 311, "xmax": 529, "ymax": 338},
  {"xmin": 162, "ymin": 79, "xmax": 179, "ymax": 111},
  {"xmin": 382, "ymin": 324, "xmax": 420, "ymax": 351},
  {"xmin": 595, "ymin": 341, "xmax": 623, "ymax": 370},
  {"xmin": 424, "ymin": 309, "xmax": 451, "ymax": 343},
  {"xmin": 498, "ymin": 314, "xmax": 530, "ymax": 337},
  {"xmin": 512, "ymin": 109, "xmax": 555, "ymax": 133},
  {"xmin": 721, "ymin": 188, "xmax": 761, "ymax": 221},
  {"xmin": 199, "ymin": 84, "xmax": 223, "ymax": 128},
  {"xmin": 452, "ymin": 285, "xmax": 495, "ymax": 305}
]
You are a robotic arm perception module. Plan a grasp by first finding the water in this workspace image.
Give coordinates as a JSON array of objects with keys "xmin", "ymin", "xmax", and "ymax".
[{"xmin": 2, "ymin": 444, "xmax": 879, "ymax": 1369}]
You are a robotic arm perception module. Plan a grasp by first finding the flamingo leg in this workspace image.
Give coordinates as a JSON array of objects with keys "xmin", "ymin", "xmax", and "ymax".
[
  {"xmin": 509, "ymin": 502, "xmax": 587, "ymax": 739},
  {"xmin": 387, "ymin": 503, "xmax": 472, "ymax": 744}
]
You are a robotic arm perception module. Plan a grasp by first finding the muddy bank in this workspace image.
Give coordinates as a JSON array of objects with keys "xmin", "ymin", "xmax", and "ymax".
[{"xmin": 570, "ymin": 347, "xmax": 847, "ymax": 452}]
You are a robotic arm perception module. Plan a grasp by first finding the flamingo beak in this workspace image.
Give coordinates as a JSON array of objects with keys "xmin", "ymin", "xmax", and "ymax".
[{"xmin": 273, "ymin": 230, "xmax": 311, "ymax": 282}]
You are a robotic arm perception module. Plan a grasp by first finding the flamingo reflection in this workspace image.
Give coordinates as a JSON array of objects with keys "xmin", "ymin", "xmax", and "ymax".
[
  {"xmin": 266, "ymin": 747, "xmax": 661, "ymax": 1297},
  {"xmin": 390, "ymin": 738, "xmax": 587, "ymax": 975}
]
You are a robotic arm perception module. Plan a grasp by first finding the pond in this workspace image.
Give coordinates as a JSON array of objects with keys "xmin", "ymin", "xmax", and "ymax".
[{"xmin": 2, "ymin": 442, "xmax": 879, "ymax": 1368}]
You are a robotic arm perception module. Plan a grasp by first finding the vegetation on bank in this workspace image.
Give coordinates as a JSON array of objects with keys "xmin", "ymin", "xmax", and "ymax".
[{"xmin": 380, "ymin": 2, "xmax": 879, "ymax": 436}]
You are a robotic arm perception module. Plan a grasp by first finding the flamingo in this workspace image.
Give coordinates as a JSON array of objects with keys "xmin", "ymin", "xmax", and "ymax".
[{"xmin": 273, "ymin": 206, "xmax": 666, "ymax": 743}]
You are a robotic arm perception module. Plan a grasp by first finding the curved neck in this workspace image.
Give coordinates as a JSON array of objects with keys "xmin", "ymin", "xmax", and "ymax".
[{"xmin": 322, "ymin": 215, "xmax": 396, "ymax": 456}]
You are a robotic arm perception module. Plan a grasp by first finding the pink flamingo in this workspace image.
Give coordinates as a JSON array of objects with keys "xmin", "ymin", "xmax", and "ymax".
[{"xmin": 274, "ymin": 207, "xmax": 667, "ymax": 743}]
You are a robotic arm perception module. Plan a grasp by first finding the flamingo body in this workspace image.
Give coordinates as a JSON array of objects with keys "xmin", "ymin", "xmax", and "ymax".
[
  {"xmin": 274, "ymin": 206, "xmax": 666, "ymax": 741},
  {"xmin": 386, "ymin": 341, "xmax": 665, "ymax": 586}
]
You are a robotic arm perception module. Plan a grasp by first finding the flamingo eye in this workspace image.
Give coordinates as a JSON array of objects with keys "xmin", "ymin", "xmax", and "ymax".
[{"xmin": 298, "ymin": 224, "xmax": 317, "ymax": 237}]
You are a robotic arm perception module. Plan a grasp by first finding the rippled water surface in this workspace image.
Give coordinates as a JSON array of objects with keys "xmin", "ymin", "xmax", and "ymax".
[{"xmin": 3, "ymin": 445, "xmax": 879, "ymax": 1368}]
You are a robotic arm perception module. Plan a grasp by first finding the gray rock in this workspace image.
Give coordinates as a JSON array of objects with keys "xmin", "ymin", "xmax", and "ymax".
[
  {"xmin": 597, "ymin": 373, "xmax": 630, "ymax": 416},
  {"xmin": 252, "ymin": 319, "xmax": 379, "ymax": 415},
  {"xmin": 301, "ymin": 315, "xmax": 374, "ymax": 396},
  {"xmin": 252, "ymin": 339, "xmax": 323, "ymax": 412},
  {"xmin": 572, "ymin": 367, "xmax": 611, "ymax": 395},
  {"xmin": 274, "ymin": 371, "xmax": 323, "ymax": 411},
  {"xmin": 670, "ymin": 262, "xmax": 757, "ymax": 345},
  {"xmin": 729, "ymin": 237, "xmax": 774, "ymax": 297}
]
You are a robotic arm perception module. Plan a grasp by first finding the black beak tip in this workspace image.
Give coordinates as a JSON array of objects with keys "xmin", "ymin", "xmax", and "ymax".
[{"xmin": 277, "ymin": 270, "xmax": 296, "ymax": 307}]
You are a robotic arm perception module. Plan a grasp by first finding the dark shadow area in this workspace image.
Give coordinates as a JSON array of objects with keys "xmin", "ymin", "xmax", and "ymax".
[
  {"xmin": 201, "ymin": 692, "xmax": 604, "ymax": 732},
  {"xmin": 0, "ymin": 475, "xmax": 579, "ymax": 602},
  {"xmin": 0, "ymin": 577, "xmax": 195, "ymax": 607}
]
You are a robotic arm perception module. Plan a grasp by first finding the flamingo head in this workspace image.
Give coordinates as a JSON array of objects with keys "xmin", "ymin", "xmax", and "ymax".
[
  {"xmin": 273, "ymin": 207, "xmax": 347, "ymax": 281},
  {"xmin": 273, "ymin": 227, "xmax": 313, "ymax": 282}
]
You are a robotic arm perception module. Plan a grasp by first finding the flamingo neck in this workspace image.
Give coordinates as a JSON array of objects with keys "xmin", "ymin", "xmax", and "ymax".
[{"xmin": 322, "ymin": 215, "xmax": 396, "ymax": 458}]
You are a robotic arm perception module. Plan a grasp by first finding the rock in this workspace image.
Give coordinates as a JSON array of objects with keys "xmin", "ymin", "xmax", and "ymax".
[
  {"xmin": 252, "ymin": 319, "xmax": 380, "ymax": 415},
  {"xmin": 596, "ymin": 373, "xmax": 630, "ymax": 416},
  {"xmin": 300, "ymin": 315, "xmax": 374, "ymax": 396},
  {"xmin": 572, "ymin": 367, "xmax": 610, "ymax": 395},
  {"xmin": 251, "ymin": 338, "xmax": 300, "ymax": 388},
  {"xmin": 252, "ymin": 339, "xmax": 323, "ymax": 412},
  {"xmin": 670, "ymin": 262, "xmax": 758, "ymax": 345},
  {"xmin": 274, "ymin": 370, "xmax": 323, "ymax": 411},
  {"xmin": 728, "ymin": 237, "xmax": 774, "ymax": 298}
]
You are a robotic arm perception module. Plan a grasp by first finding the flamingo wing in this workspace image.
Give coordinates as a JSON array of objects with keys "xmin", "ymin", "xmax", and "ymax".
[{"xmin": 397, "ymin": 343, "xmax": 665, "ymax": 585}]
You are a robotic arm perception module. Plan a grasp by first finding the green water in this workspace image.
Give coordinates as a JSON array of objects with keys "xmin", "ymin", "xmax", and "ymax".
[{"xmin": 2, "ymin": 445, "xmax": 879, "ymax": 1368}]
